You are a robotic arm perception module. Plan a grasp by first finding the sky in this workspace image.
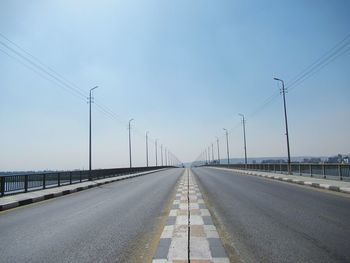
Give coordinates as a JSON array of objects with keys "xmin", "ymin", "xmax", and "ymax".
[{"xmin": 0, "ymin": 0, "xmax": 349, "ymax": 171}]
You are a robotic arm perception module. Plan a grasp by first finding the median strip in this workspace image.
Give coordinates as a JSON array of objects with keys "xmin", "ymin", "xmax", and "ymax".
[{"xmin": 153, "ymin": 169, "xmax": 230, "ymax": 262}]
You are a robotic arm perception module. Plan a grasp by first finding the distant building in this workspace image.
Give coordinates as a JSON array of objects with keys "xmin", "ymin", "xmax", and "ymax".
[
  {"xmin": 327, "ymin": 154, "xmax": 349, "ymax": 164},
  {"xmin": 302, "ymin": 158, "xmax": 322, "ymax": 164},
  {"xmin": 261, "ymin": 159, "xmax": 286, "ymax": 164}
]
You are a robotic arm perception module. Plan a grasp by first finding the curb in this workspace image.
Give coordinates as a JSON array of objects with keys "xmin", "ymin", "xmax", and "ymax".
[
  {"xmin": 241, "ymin": 170, "xmax": 350, "ymax": 194},
  {"xmin": 210, "ymin": 168, "xmax": 350, "ymax": 195},
  {"xmin": 0, "ymin": 169, "xmax": 169, "ymax": 212}
]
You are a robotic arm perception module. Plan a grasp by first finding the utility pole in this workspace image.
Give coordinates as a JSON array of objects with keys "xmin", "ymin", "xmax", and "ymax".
[
  {"xmin": 223, "ymin": 128, "xmax": 230, "ymax": 166},
  {"xmin": 161, "ymin": 144, "xmax": 163, "ymax": 166},
  {"xmin": 274, "ymin": 77, "xmax": 291, "ymax": 174},
  {"xmin": 239, "ymin": 113, "xmax": 248, "ymax": 169},
  {"xmin": 89, "ymin": 86, "xmax": 98, "ymax": 181},
  {"xmin": 155, "ymin": 139, "xmax": 158, "ymax": 166},
  {"xmin": 165, "ymin": 148, "xmax": 167, "ymax": 166},
  {"xmin": 211, "ymin": 143, "xmax": 214, "ymax": 164},
  {"xmin": 128, "ymin": 118, "xmax": 134, "ymax": 168},
  {"xmin": 215, "ymin": 136, "xmax": 220, "ymax": 164},
  {"xmin": 146, "ymin": 131, "xmax": 149, "ymax": 167},
  {"xmin": 208, "ymin": 146, "xmax": 211, "ymax": 164}
]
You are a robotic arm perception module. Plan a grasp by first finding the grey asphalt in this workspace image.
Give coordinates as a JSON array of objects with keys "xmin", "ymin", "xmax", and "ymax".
[
  {"xmin": 0, "ymin": 168, "xmax": 183, "ymax": 263},
  {"xmin": 192, "ymin": 167, "xmax": 350, "ymax": 263}
]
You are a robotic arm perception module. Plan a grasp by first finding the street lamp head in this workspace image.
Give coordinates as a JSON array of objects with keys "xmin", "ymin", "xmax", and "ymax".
[
  {"xmin": 273, "ymin": 77, "xmax": 284, "ymax": 84},
  {"xmin": 90, "ymin": 86, "xmax": 98, "ymax": 91},
  {"xmin": 238, "ymin": 113, "xmax": 244, "ymax": 118},
  {"xmin": 129, "ymin": 118, "xmax": 134, "ymax": 123}
]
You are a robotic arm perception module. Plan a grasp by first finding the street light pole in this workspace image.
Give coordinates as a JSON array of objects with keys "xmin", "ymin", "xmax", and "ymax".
[
  {"xmin": 128, "ymin": 118, "xmax": 134, "ymax": 168},
  {"xmin": 165, "ymin": 148, "xmax": 167, "ymax": 166},
  {"xmin": 89, "ymin": 86, "xmax": 98, "ymax": 181},
  {"xmin": 161, "ymin": 144, "xmax": 163, "ymax": 166},
  {"xmin": 208, "ymin": 146, "xmax": 211, "ymax": 164},
  {"xmin": 239, "ymin": 113, "xmax": 248, "ymax": 169},
  {"xmin": 211, "ymin": 143, "xmax": 214, "ymax": 164},
  {"xmin": 155, "ymin": 139, "xmax": 158, "ymax": 166},
  {"xmin": 215, "ymin": 136, "xmax": 220, "ymax": 164},
  {"xmin": 205, "ymin": 148, "xmax": 208, "ymax": 164},
  {"xmin": 146, "ymin": 131, "xmax": 149, "ymax": 167},
  {"xmin": 274, "ymin": 77, "xmax": 291, "ymax": 174},
  {"xmin": 223, "ymin": 128, "xmax": 230, "ymax": 166}
]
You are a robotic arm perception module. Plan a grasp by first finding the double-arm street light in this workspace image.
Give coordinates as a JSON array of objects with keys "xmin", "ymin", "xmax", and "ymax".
[
  {"xmin": 239, "ymin": 113, "xmax": 248, "ymax": 169},
  {"xmin": 128, "ymin": 118, "xmax": 134, "ymax": 168},
  {"xmin": 274, "ymin": 77, "xmax": 291, "ymax": 174},
  {"xmin": 223, "ymin": 128, "xmax": 230, "ymax": 165},
  {"xmin": 89, "ymin": 86, "xmax": 98, "ymax": 180}
]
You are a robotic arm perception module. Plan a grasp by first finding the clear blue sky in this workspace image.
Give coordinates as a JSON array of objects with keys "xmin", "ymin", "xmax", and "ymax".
[{"xmin": 0, "ymin": 0, "xmax": 349, "ymax": 170}]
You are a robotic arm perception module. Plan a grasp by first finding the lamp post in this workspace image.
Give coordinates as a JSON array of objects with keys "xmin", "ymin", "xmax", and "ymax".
[
  {"xmin": 128, "ymin": 118, "xmax": 134, "ymax": 168},
  {"xmin": 211, "ymin": 143, "xmax": 214, "ymax": 164},
  {"xmin": 223, "ymin": 128, "xmax": 230, "ymax": 166},
  {"xmin": 239, "ymin": 113, "xmax": 248, "ymax": 169},
  {"xmin": 155, "ymin": 139, "xmax": 158, "ymax": 166},
  {"xmin": 208, "ymin": 146, "xmax": 211, "ymax": 164},
  {"xmin": 215, "ymin": 136, "xmax": 220, "ymax": 164},
  {"xmin": 274, "ymin": 77, "xmax": 291, "ymax": 174},
  {"xmin": 161, "ymin": 144, "xmax": 163, "ymax": 166},
  {"xmin": 146, "ymin": 131, "xmax": 149, "ymax": 167},
  {"xmin": 89, "ymin": 86, "xmax": 98, "ymax": 180}
]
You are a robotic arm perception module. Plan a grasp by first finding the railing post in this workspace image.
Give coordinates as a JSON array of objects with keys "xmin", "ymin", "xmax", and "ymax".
[
  {"xmin": 24, "ymin": 175, "xmax": 28, "ymax": 192},
  {"xmin": 43, "ymin": 174, "xmax": 46, "ymax": 189},
  {"xmin": 70, "ymin": 172, "xmax": 72, "ymax": 185},
  {"xmin": 274, "ymin": 164, "xmax": 276, "ymax": 173},
  {"xmin": 322, "ymin": 164, "xmax": 326, "ymax": 179},
  {"xmin": 310, "ymin": 164, "xmax": 313, "ymax": 177},
  {"xmin": 80, "ymin": 171, "xmax": 82, "ymax": 182},
  {"xmin": 0, "ymin": 176, "xmax": 5, "ymax": 196},
  {"xmin": 338, "ymin": 165, "xmax": 343, "ymax": 181},
  {"xmin": 299, "ymin": 164, "xmax": 301, "ymax": 176},
  {"xmin": 58, "ymin": 173, "xmax": 61, "ymax": 187}
]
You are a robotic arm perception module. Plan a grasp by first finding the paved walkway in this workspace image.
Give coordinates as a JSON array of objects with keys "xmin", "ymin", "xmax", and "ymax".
[
  {"xmin": 153, "ymin": 169, "xmax": 229, "ymax": 263},
  {"xmin": 0, "ymin": 169, "xmax": 167, "ymax": 211},
  {"xmin": 210, "ymin": 167, "xmax": 350, "ymax": 194}
]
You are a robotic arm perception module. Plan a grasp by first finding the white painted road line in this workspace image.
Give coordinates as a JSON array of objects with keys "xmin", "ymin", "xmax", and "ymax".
[{"xmin": 153, "ymin": 169, "xmax": 230, "ymax": 262}]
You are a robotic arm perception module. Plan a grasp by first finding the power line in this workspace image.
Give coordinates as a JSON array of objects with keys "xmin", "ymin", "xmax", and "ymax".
[{"xmin": 0, "ymin": 33, "xmax": 181, "ymax": 163}]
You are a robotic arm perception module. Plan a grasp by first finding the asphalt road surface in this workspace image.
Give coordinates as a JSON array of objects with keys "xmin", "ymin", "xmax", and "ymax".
[
  {"xmin": 193, "ymin": 167, "xmax": 350, "ymax": 263},
  {"xmin": 0, "ymin": 168, "xmax": 183, "ymax": 263}
]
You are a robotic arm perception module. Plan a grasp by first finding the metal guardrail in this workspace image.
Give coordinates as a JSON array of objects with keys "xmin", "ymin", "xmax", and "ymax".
[
  {"xmin": 0, "ymin": 166, "xmax": 171, "ymax": 197},
  {"xmin": 207, "ymin": 163, "xmax": 350, "ymax": 181}
]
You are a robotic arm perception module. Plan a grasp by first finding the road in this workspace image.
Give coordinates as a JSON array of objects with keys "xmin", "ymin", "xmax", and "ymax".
[
  {"xmin": 192, "ymin": 167, "xmax": 350, "ymax": 263},
  {"xmin": 0, "ymin": 168, "xmax": 183, "ymax": 263}
]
